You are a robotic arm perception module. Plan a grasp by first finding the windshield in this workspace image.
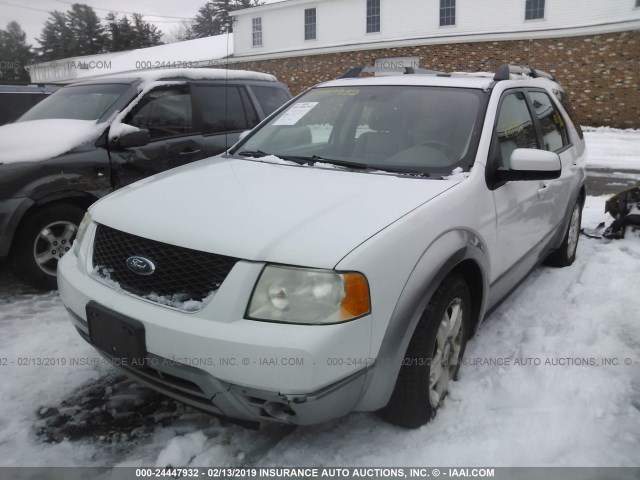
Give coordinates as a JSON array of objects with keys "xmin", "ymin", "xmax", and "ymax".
[
  {"xmin": 18, "ymin": 83, "xmax": 128, "ymax": 122},
  {"xmin": 232, "ymin": 85, "xmax": 487, "ymax": 175}
]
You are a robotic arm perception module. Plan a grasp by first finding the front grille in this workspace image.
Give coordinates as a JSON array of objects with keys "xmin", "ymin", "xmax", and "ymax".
[{"xmin": 92, "ymin": 224, "xmax": 239, "ymax": 308}]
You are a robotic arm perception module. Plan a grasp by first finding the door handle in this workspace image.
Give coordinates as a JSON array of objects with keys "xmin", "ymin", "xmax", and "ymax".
[
  {"xmin": 537, "ymin": 183, "xmax": 550, "ymax": 198},
  {"xmin": 179, "ymin": 149, "xmax": 202, "ymax": 156}
]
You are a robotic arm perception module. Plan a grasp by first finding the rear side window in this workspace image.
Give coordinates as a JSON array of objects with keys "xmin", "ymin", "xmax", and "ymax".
[
  {"xmin": 528, "ymin": 91, "xmax": 568, "ymax": 152},
  {"xmin": 495, "ymin": 91, "xmax": 538, "ymax": 168},
  {"xmin": 0, "ymin": 93, "xmax": 39, "ymax": 125},
  {"xmin": 558, "ymin": 94, "xmax": 584, "ymax": 140},
  {"xmin": 251, "ymin": 86, "xmax": 290, "ymax": 116},
  {"xmin": 127, "ymin": 87, "xmax": 195, "ymax": 140},
  {"xmin": 192, "ymin": 85, "xmax": 258, "ymax": 134}
]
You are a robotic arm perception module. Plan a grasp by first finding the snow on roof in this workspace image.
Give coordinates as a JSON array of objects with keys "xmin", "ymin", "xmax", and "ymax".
[
  {"xmin": 321, "ymin": 74, "xmax": 495, "ymax": 89},
  {"xmin": 26, "ymin": 34, "xmax": 235, "ymax": 84},
  {"xmin": 93, "ymin": 68, "xmax": 276, "ymax": 83}
]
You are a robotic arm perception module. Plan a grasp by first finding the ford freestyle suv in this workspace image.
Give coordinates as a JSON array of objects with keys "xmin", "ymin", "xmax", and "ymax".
[
  {"xmin": 58, "ymin": 65, "xmax": 586, "ymax": 428},
  {"xmin": 0, "ymin": 69, "xmax": 290, "ymax": 290}
]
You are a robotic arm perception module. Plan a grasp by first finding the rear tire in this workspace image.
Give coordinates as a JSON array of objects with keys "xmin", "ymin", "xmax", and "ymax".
[
  {"xmin": 379, "ymin": 274, "xmax": 471, "ymax": 428},
  {"xmin": 10, "ymin": 203, "xmax": 85, "ymax": 290},
  {"xmin": 545, "ymin": 198, "xmax": 582, "ymax": 268}
]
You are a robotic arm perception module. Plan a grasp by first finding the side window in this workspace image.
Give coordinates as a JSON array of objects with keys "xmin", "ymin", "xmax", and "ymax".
[
  {"xmin": 192, "ymin": 85, "xmax": 256, "ymax": 134},
  {"xmin": 559, "ymin": 94, "xmax": 584, "ymax": 140},
  {"xmin": 127, "ymin": 87, "xmax": 193, "ymax": 140},
  {"xmin": 495, "ymin": 91, "xmax": 538, "ymax": 168},
  {"xmin": 251, "ymin": 86, "xmax": 290, "ymax": 116},
  {"xmin": 0, "ymin": 93, "xmax": 36, "ymax": 124},
  {"xmin": 528, "ymin": 91, "xmax": 568, "ymax": 152}
]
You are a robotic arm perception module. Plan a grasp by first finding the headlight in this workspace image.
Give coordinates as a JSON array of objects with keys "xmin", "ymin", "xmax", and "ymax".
[
  {"xmin": 247, "ymin": 265, "xmax": 370, "ymax": 324},
  {"xmin": 72, "ymin": 212, "xmax": 92, "ymax": 256}
]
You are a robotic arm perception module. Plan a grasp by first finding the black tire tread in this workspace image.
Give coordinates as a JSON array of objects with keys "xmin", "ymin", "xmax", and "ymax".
[{"xmin": 379, "ymin": 274, "xmax": 470, "ymax": 429}]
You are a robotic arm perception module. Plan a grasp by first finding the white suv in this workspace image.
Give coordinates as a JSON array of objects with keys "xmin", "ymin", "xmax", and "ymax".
[{"xmin": 58, "ymin": 64, "xmax": 586, "ymax": 428}]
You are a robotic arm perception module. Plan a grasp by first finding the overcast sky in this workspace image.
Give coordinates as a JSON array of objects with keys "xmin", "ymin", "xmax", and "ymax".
[{"xmin": 0, "ymin": 0, "xmax": 280, "ymax": 45}]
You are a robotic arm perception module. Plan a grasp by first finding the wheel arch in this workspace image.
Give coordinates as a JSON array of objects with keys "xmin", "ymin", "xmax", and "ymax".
[
  {"xmin": 9, "ymin": 192, "xmax": 98, "ymax": 253},
  {"xmin": 355, "ymin": 229, "xmax": 490, "ymax": 412}
]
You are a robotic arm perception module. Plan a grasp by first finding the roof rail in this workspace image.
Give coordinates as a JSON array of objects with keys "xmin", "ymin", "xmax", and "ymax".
[
  {"xmin": 493, "ymin": 64, "xmax": 555, "ymax": 82},
  {"xmin": 339, "ymin": 65, "xmax": 445, "ymax": 79}
]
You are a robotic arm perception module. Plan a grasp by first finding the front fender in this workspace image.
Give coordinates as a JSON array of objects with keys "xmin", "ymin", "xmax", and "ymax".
[{"xmin": 355, "ymin": 229, "xmax": 490, "ymax": 412}]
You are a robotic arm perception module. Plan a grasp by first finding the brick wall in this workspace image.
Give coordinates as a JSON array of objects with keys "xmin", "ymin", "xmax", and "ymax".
[{"xmin": 231, "ymin": 30, "xmax": 640, "ymax": 128}]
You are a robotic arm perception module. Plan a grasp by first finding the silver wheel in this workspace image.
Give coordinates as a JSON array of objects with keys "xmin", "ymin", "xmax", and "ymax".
[
  {"xmin": 32, "ymin": 221, "xmax": 77, "ymax": 276},
  {"xmin": 429, "ymin": 297, "xmax": 465, "ymax": 409},
  {"xmin": 567, "ymin": 203, "xmax": 581, "ymax": 259}
]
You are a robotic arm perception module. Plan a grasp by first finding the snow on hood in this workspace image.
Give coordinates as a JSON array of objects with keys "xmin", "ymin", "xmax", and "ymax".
[
  {"xmin": 0, "ymin": 119, "xmax": 107, "ymax": 164},
  {"xmin": 90, "ymin": 157, "xmax": 459, "ymax": 268}
]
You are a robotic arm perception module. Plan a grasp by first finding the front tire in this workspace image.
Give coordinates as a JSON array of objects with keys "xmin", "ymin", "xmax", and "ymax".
[
  {"xmin": 10, "ymin": 203, "xmax": 85, "ymax": 290},
  {"xmin": 379, "ymin": 274, "xmax": 471, "ymax": 428}
]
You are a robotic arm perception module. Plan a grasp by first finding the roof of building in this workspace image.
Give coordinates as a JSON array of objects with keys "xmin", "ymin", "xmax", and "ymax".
[{"xmin": 26, "ymin": 34, "xmax": 234, "ymax": 84}]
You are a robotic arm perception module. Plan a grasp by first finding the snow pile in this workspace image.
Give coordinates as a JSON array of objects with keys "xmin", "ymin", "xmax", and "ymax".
[
  {"xmin": 0, "ymin": 119, "xmax": 107, "ymax": 164},
  {"xmin": 129, "ymin": 68, "xmax": 276, "ymax": 84},
  {"xmin": 108, "ymin": 122, "xmax": 140, "ymax": 141},
  {"xmin": 442, "ymin": 166, "xmax": 470, "ymax": 181},
  {"xmin": 155, "ymin": 432, "xmax": 208, "ymax": 468},
  {"xmin": 145, "ymin": 291, "xmax": 216, "ymax": 312},
  {"xmin": 584, "ymin": 126, "xmax": 640, "ymax": 170}
]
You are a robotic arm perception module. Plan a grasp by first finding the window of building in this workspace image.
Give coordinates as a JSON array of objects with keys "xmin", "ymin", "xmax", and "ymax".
[
  {"xmin": 636, "ymin": 0, "xmax": 640, "ymax": 7},
  {"xmin": 252, "ymin": 17, "xmax": 262, "ymax": 47},
  {"xmin": 366, "ymin": 0, "xmax": 380, "ymax": 33},
  {"xmin": 528, "ymin": 91, "xmax": 568, "ymax": 152},
  {"xmin": 304, "ymin": 8, "xmax": 317, "ymax": 40},
  {"xmin": 439, "ymin": 0, "xmax": 455, "ymax": 26},
  {"xmin": 525, "ymin": 0, "xmax": 545, "ymax": 20}
]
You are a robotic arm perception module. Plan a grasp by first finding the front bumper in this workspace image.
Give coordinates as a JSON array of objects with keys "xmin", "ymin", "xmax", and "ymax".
[
  {"xmin": 58, "ymin": 246, "xmax": 373, "ymax": 425},
  {"xmin": 0, "ymin": 197, "xmax": 34, "ymax": 257}
]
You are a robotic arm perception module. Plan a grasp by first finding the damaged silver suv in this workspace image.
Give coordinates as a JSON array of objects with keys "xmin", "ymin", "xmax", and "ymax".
[{"xmin": 59, "ymin": 65, "xmax": 586, "ymax": 428}]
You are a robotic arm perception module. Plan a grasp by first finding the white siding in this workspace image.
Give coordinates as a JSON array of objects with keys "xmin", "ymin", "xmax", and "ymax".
[{"xmin": 232, "ymin": 0, "xmax": 640, "ymax": 59}]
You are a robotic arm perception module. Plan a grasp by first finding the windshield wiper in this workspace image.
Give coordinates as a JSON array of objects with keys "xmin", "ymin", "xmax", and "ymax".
[
  {"xmin": 310, "ymin": 155, "xmax": 370, "ymax": 170},
  {"xmin": 276, "ymin": 155, "xmax": 370, "ymax": 170},
  {"xmin": 237, "ymin": 149, "xmax": 270, "ymax": 158},
  {"xmin": 370, "ymin": 165, "xmax": 431, "ymax": 177}
]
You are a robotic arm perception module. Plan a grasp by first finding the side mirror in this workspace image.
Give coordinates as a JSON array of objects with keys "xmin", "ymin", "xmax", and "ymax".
[
  {"xmin": 115, "ymin": 128, "xmax": 150, "ymax": 149},
  {"xmin": 498, "ymin": 148, "xmax": 561, "ymax": 181}
]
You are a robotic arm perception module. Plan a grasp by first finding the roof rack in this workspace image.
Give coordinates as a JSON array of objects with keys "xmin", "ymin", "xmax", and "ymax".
[
  {"xmin": 339, "ymin": 66, "xmax": 445, "ymax": 78},
  {"xmin": 493, "ymin": 64, "xmax": 555, "ymax": 81}
]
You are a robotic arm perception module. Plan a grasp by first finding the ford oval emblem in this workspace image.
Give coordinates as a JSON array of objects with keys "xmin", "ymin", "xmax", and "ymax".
[{"xmin": 126, "ymin": 256, "xmax": 156, "ymax": 276}]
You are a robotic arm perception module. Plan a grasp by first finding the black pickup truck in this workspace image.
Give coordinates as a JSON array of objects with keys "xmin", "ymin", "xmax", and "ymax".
[{"xmin": 0, "ymin": 68, "xmax": 291, "ymax": 289}]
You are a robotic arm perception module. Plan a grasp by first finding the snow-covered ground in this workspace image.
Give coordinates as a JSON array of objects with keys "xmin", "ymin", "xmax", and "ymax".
[
  {"xmin": 0, "ymin": 130, "xmax": 639, "ymax": 468},
  {"xmin": 584, "ymin": 127, "xmax": 640, "ymax": 170}
]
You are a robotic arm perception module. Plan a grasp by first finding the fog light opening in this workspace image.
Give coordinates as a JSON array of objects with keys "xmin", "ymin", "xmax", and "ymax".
[{"xmin": 263, "ymin": 401, "xmax": 296, "ymax": 420}]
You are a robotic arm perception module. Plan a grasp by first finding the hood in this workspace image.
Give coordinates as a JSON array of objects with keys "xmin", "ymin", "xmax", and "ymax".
[
  {"xmin": 91, "ymin": 158, "xmax": 459, "ymax": 268},
  {"xmin": 0, "ymin": 119, "xmax": 106, "ymax": 165}
]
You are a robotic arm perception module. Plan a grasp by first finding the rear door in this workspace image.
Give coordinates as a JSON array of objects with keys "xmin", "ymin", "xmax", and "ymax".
[
  {"xmin": 191, "ymin": 84, "xmax": 260, "ymax": 157},
  {"xmin": 526, "ymin": 89, "xmax": 575, "ymax": 225},
  {"xmin": 490, "ymin": 89, "xmax": 558, "ymax": 278},
  {"xmin": 109, "ymin": 84, "xmax": 209, "ymax": 189}
]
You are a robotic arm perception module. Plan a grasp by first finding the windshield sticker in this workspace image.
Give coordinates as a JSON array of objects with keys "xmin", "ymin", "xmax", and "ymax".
[
  {"xmin": 273, "ymin": 102, "xmax": 319, "ymax": 126},
  {"xmin": 314, "ymin": 89, "xmax": 360, "ymax": 96}
]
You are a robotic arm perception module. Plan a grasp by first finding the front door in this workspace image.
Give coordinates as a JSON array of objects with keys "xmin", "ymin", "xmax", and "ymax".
[
  {"xmin": 109, "ymin": 85, "xmax": 208, "ymax": 189},
  {"xmin": 491, "ymin": 90, "xmax": 558, "ymax": 278}
]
